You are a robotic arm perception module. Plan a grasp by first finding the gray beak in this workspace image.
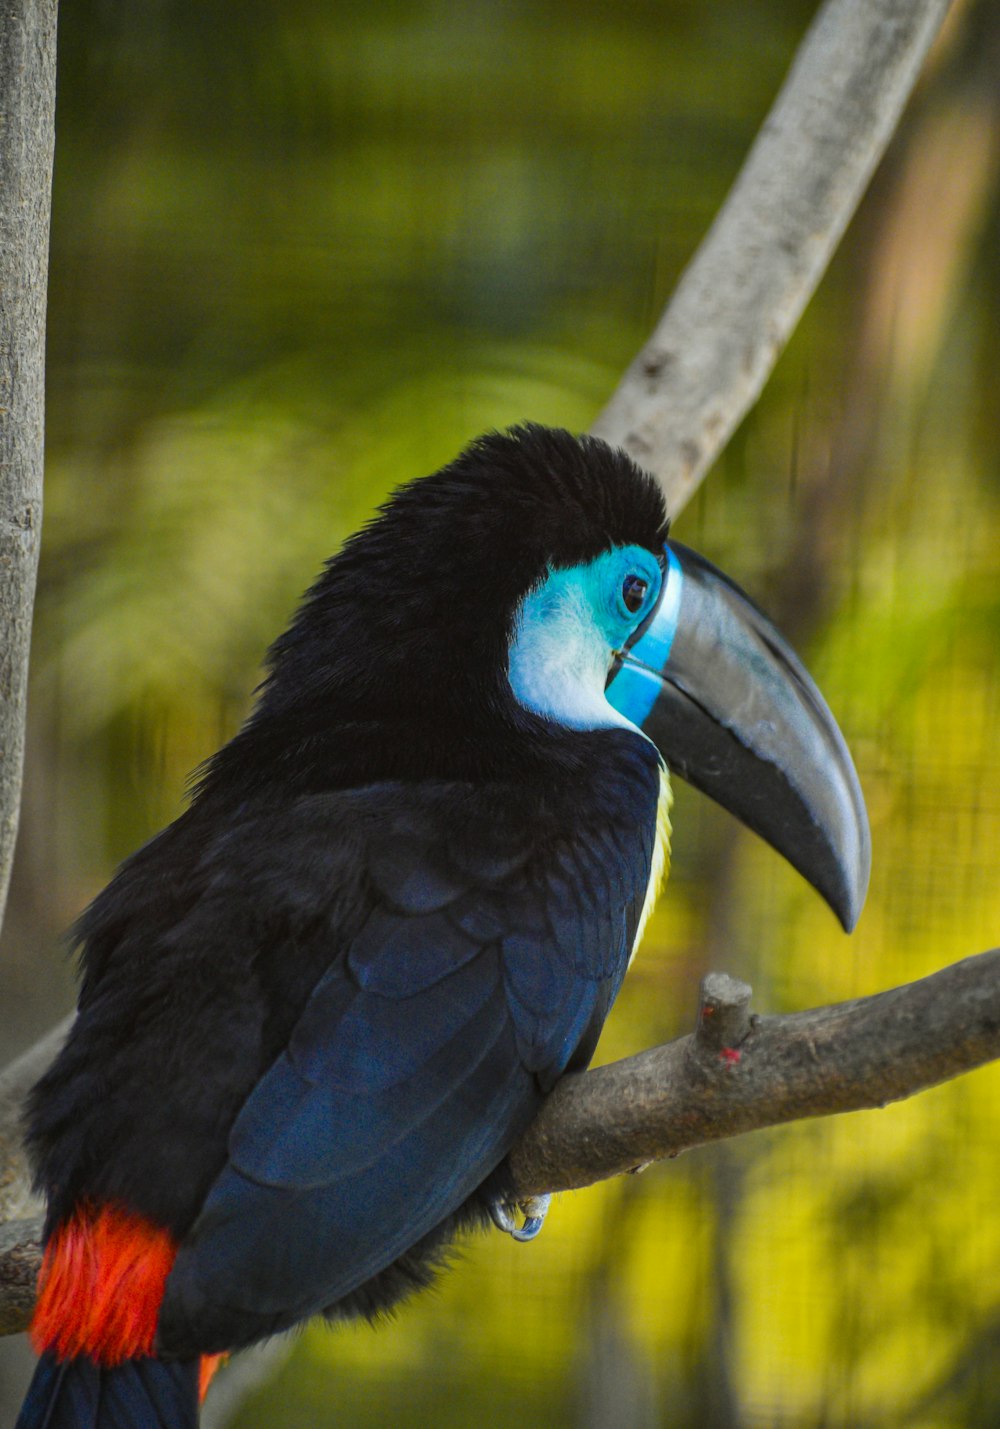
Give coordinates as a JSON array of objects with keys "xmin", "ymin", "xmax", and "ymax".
[{"xmin": 607, "ymin": 543, "xmax": 871, "ymax": 931}]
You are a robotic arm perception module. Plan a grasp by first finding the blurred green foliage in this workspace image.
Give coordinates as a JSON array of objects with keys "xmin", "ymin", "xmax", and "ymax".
[{"xmin": 5, "ymin": 0, "xmax": 1000, "ymax": 1424}]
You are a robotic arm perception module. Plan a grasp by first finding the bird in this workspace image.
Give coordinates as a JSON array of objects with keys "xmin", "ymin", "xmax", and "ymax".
[{"xmin": 16, "ymin": 424, "xmax": 868, "ymax": 1427}]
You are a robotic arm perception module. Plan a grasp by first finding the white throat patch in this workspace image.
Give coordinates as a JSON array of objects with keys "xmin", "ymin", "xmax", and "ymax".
[{"xmin": 507, "ymin": 579, "xmax": 636, "ymax": 732}]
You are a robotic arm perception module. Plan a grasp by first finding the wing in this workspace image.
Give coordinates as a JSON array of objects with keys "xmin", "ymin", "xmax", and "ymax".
[{"xmin": 160, "ymin": 747, "xmax": 662, "ymax": 1356}]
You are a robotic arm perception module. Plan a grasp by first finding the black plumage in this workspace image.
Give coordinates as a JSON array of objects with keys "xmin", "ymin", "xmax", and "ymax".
[{"xmin": 24, "ymin": 423, "xmax": 668, "ymax": 1365}]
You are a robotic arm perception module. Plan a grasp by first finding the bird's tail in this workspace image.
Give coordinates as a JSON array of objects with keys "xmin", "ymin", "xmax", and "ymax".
[
  {"xmin": 19, "ymin": 1203, "xmax": 222, "ymax": 1427},
  {"xmin": 16, "ymin": 1351, "xmax": 199, "ymax": 1428}
]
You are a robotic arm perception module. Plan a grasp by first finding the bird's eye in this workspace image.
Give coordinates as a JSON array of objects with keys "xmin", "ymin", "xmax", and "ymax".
[{"xmin": 621, "ymin": 573, "xmax": 649, "ymax": 614}]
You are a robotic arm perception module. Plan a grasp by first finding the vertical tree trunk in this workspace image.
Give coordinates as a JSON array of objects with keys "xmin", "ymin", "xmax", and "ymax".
[{"xmin": 0, "ymin": 0, "xmax": 58, "ymax": 933}]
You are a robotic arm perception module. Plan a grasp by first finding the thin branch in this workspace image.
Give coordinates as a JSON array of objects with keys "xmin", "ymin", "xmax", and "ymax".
[
  {"xmin": 0, "ymin": 1018, "xmax": 70, "ymax": 1223},
  {"xmin": 0, "ymin": 0, "xmax": 58, "ymax": 930},
  {"xmin": 591, "ymin": 0, "xmax": 952, "ymax": 513},
  {"xmin": 0, "ymin": 1219, "xmax": 42, "ymax": 1337},
  {"xmin": 2, "ymin": 952, "xmax": 998, "ymax": 1337},
  {"xmin": 509, "ymin": 950, "xmax": 1000, "ymax": 1197},
  {"xmin": 0, "ymin": 1023, "xmax": 65, "ymax": 1334}
]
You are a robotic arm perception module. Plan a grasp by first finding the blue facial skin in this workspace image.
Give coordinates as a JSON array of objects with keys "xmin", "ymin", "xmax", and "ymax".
[
  {"xmin": 605, "ymin": 544, "xmax": 684, "ymax": 728},
  {"xmin": 507, "ymin": 544, "xmax": 665, "ymax": 732}
]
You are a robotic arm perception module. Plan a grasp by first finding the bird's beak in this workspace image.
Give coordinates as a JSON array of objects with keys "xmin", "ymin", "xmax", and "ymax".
[{"xmin": 607, "ymin": 543, "xmax": 871, "ymax": 931}]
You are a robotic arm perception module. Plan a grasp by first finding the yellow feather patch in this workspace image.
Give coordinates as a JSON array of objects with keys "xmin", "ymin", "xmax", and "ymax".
[{"xmin": 630, "ymin": 765, "xmax": 672, "ymax": 964}]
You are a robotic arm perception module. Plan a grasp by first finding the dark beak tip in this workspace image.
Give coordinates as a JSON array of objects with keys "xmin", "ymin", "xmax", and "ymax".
[
  {"xmin": 838, "ymin": 835, "xmax": 872, "ymax": 934},
  {"xmin": 833, "ymin": 879, "xmax": 864, "ymax": 935},
  {"xmin": 813, "ymin": 797, "xmax": 871, "ymax": 932}
]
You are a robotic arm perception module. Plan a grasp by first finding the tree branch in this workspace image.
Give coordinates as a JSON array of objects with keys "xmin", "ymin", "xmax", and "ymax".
[
  {"xmin": 0, "ymin": 1220, "xmax": 42, "ymax": 1338},
  {"xmin": 2, "ymin": 951, "xmax": 998, "ymax": 1337},
  {"xmin": 0, "ymin": 1019, "xmax": 69, "ymax": 1224},
  {"xmin": 591, "ymin": 0, "xmax": 951, "ymax": 511},
  {"xmin": 0, "ymin": 0, "xmax": 57, "ymax": 930},
  {"xmin": 509, "ymin": 950, "xmax": 1000, "ymax": 1197}
]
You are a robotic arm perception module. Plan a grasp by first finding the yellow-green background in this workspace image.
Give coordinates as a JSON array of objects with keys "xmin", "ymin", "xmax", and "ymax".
[{"xmin": 1, "ymin": 1, "xmax": 998, "ymax": 1424}]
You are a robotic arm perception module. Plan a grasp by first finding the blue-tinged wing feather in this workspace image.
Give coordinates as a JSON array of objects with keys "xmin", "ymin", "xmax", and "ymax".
[
  {"xmin": 347, "ymin": 905, "xmax": 482, "ymax": 997},
  {"xmin": 160, "ymin": 757, "xmax": 660, "ymax": 1355},
  {"xmin": 164, "ymin": 975, "xmax": 527, "ymax": 1344},
  {"xmin": 232, "ymin": 951, "xmax": 505, "ymax": 1184}
]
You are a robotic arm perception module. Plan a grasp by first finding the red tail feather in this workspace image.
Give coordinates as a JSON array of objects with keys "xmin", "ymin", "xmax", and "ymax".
[{"xmin": 32, "ymin": 1204, "xmax": 177, "ymax": 1366}]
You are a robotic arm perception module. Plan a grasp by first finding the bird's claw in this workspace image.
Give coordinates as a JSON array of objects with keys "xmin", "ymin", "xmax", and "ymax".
[
  {"xmin": 512, "ymin": 1194, "xmax": 551, "ymax": 1241},
  {"xmin": 488, "ymin": 1193, "xmax": 552, "ymax": 1242}
]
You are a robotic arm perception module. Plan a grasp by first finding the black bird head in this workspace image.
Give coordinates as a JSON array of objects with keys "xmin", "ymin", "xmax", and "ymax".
[
  {"xmin": 215, "ymin": 424, "xmax": 869, "ymax": 929},
  {"xmin": 256, "ymin": 424, "xmax": 667, "ymax": 724}
]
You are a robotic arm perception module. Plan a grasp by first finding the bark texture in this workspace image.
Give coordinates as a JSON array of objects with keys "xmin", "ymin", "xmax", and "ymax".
[
  {"xmin": 509, "ymin": 952, "xmax": 1000, "ymax": 1197},
  {"xmin": 0, "ymin": 0, "xmax": 57, "ymax": 928}
]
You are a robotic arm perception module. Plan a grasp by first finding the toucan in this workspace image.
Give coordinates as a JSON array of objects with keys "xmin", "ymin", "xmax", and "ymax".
[{"xmin": 16, "ymin": 425, "xmax": 869, "ymax": 1427}]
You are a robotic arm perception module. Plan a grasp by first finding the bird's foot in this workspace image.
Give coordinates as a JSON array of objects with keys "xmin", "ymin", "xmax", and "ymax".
[{"xmin": 488, "ymin": 1193, "xmax": 552, "ymax": 1242}]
